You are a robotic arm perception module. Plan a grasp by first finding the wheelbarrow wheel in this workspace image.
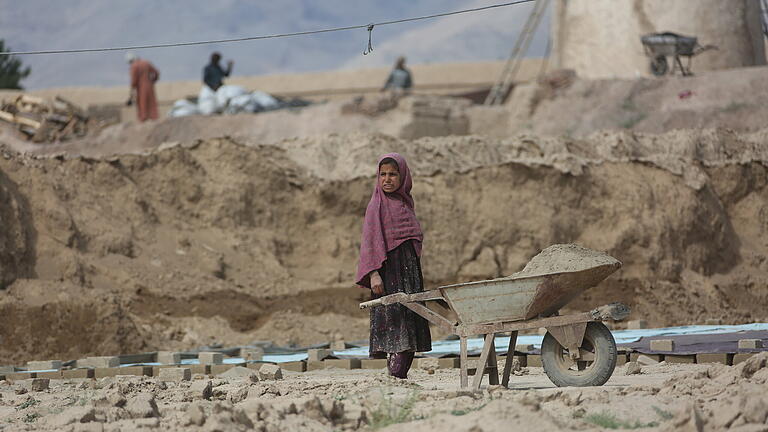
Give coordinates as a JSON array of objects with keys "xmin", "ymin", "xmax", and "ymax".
[
  {"xmin": 650, "ymin": 55, "xmax": 668, "ymax": 76},
  {"xmin": 541, "ymin": 321, "xmax": 617, "ymax": 387}
]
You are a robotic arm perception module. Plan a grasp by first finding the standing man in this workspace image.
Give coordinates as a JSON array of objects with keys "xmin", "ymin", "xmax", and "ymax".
[
  {"xmin": 203, "ymin": 52, "xmax": 234, "ymax": 91},
  {"xmin": 382, "ymin": 56, "xmax": 412, "ymax": 93},
  {"xmin": 126, "ymin": 52, "xmax": 159, "ymax": 122}
]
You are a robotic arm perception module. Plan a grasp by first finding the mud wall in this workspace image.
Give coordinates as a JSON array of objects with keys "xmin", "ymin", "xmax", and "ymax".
[
  {"xmin": 0, "ymin": 130, "xmax": 767, "ymax": 364},
  {"xmin": 552, "ymin": 0, "xmax": 766, "ymax": 78}
]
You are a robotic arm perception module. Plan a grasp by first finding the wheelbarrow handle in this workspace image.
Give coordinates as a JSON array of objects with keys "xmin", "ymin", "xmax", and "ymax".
[
  {"xmin": 359, "ymin": 292, "xmax": 409, "ymax": 309},
  {"xmin": 359, "ymin": 298, "xmax": 384, "ymax": 309}
]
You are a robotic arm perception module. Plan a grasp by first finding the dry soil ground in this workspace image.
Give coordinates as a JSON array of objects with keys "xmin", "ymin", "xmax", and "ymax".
[{"xmin": 2, "ymin": 354, "xmax": 768, "ymax": 431}]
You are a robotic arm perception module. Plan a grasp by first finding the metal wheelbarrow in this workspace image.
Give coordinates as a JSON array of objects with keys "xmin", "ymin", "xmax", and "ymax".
[
  {"xmin": 360, "ymin": 244, "xmax": 629, "ymax": 389},
  {"xmin": 641, "ymin": 32, "xmax": 717, "ymax": 77}
]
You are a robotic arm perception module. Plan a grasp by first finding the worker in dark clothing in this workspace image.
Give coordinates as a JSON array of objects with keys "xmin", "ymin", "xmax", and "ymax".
[
  {"xmin": 382, "ymin": 56, "xmax": 412, "ymax": 93},
  {"xmin": 203, "ymin": 52, "xmax": 234, "ymax": 91}
]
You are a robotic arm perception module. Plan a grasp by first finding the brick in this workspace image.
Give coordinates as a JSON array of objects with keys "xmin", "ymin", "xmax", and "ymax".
[
  {"xmin": 241, "ymin": 348, "xmax": 264, "ymax": 362},
  {"xmin": 27, "ymin": 360, "xmax": 62, "ymax": 371},
  {"xmin": 36, "ymin": 371, "xmax": 63, "ymax": 379},
  {"xmin": 630, "ymin": 353, "xmax": 662, "ymax": 363},
  {"xmin": 279, "ymin": 361, "xmax": 306, "ymax": 372},
  {"xmin": 627, "ymin": 320, "xmax": 648, "ymax": 329},
  {"xmin": 85, "ymin": 357, "xmax": 120, "ymax": 368},
  {"xmin": 188, "ymin": 364, "xmax": 211, "ymax": 375},
  {"xmin": 438, "ymin": 357, "xmax": 461, "ymax": 369},
  {"xmin": 416, "ymin": 358, "xmax": 439, "ymax": 371},
  {"xmin": 158, "ymin": 368, "xmax": 191, "ymax": 382},
  {"xmin": 330, "ymin": 340, "xmax": 346, "ymax": 350},
  {"xmin": 94, "ymin": 366, "xmax": 152, "ymax": 378},
  {"xmin": 307, "ymin": 349, "xmax": 333, "ymax": 362},
  {"xmin": 151, "ymin": 365, "xmax": 175, "ymax": 376},
  {"xmin": 31, "ymin": 378, "xmax": 50, "ymax": 391},
  {"xmin": 526, "ymin": 355, "xmax": 542, "ymax": 367},
  {"xmin": 62, "ymin": 369, "xmax": 94, "ymax": 379},
  {"xmin": 664, "ymin": 355, "xmax": 696, "ymax": 364},
  {"xmin": 649, "ymin": 339, "xmax": 675, "ymax": 352},
  {"xmin": 738, "ymin": 339, "xmax": 763, "ymax": 350},
  {"xmin": 733, "ymin": 353, "xmax": 756, "ymax": 365},
  {"xmin": 6, "ymin": 372, "xmax": 36, "ymax": 380},
  {"xmin": 307, "ymin": 361, "xmax": 324, "ymax": 371},
  {"xmin": 257, "ymin": 364, "xmax": 283, "ymax": 380},
  {"xmin": 323, "ymin": 359, "xmax": 361, "ymax": 370},
  {"xmin": 198, "ymin": 352, "xmax": 223, "ymax": 365},
  {"xmin": 696, "ymin": 353, "xmax": 731, "ymax": 365},
  {"xmin": 615, "ymin": 354, "xmax": 628, "ymax": 366},
  {"xmin": 156, "ymin": 352, "xmax": 181, "ymax": 365},
  {"xmin": 361, "ymin": 359, "xmax": 388, "ymax": 369}
]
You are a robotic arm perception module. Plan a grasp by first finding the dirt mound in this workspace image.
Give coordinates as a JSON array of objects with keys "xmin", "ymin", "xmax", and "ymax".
[
  {"xmin": 0, "ymin": 126, "xmax": 767, "ymax": 364},
  {"xmin": 500, "ymin": 65, "xmax": 768, "ymax": 139},
  {"xmin": 646, "ymin": 352, "xmax": 768, "ymax": 430}
]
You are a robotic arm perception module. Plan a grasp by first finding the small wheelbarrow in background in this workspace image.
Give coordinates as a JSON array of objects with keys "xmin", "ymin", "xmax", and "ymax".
[
  {"xmin": 641, "ymin": 32, "xmax": 717, "ymax": 76},
  {"xmin": 360, "ymin": 245, "xmax": 630, "ymax": 390}
]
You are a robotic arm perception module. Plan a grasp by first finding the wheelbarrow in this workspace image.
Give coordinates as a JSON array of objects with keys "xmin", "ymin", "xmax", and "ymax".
[
  {"xmin": 641, "ymin": 32, "xmax": 717, "ymax": 76},
  {"xmin": 360, "ymin": 244, "xmax": 630, "ymax": 390}
]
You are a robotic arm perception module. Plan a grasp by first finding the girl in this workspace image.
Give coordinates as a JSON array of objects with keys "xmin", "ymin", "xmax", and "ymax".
[{"xmin": 356, "ymin": 153, "xmax": 432, "ymax": 379}]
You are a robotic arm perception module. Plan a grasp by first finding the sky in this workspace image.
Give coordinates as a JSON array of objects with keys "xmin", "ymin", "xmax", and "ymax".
[{"xmin": 0, "ymin": 0, "xmax": 551, "ymax": 89}]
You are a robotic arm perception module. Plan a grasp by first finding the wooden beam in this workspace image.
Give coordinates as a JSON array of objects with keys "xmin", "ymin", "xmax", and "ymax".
[
  {"xmin": 457, "ymin": 311, "xmax": 593, "ymax": 337},
  {"xmin": 403, "ymin": 302, "xmax": 455, "ymax": 330},
  {"xmin": 460, "ymin": 336, "xmax": 468, "ymax": 388},
  {"xmin": 472, "ymin": 333, "xmax": 495, "ymax": 390},
  {"xmin": 501, "ymin": 331, "xmax": 518, "ymax": 387}
]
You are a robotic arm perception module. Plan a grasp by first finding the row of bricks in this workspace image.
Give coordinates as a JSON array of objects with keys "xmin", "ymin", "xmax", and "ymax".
[{"xmin": 3, "ymin": 351, "xmax": 761, "ymax": 381}]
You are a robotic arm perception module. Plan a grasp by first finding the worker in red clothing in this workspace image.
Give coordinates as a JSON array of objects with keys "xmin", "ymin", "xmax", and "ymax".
[{"xmin": 125, "ymin": 52, "xmax": 159, "ymax": 122}]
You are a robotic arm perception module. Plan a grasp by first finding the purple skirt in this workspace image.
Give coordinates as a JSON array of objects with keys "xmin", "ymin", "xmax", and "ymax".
[{"xmin": 369, "ymin": 240, "xmax": 432, "ymax": 356}]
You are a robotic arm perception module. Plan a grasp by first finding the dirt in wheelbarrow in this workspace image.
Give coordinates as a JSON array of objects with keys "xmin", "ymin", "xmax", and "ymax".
[{"xmin": 2, "ymin": 353, "xmax": 767, "ymax": 431}]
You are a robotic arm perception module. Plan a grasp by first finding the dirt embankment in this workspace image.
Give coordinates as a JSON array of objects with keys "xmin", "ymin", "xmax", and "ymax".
[
  {"xmin": 0, "ymin": 127, "xmax": 767, "ymax": 364},
  {"xmin": 498, "ymin": 65, "xmax": 768, "ymax": 139}
]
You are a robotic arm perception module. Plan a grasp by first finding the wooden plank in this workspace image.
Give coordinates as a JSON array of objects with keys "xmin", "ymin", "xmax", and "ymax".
[
  {"xmin": 472, "ymin": 333, "xmax": 495, "ymax": 390},
  {"xmin": 457, "ymin": 312, "xmax": 592, "ymax": 337},
  {"xmin": 403, "ymin": 302, "xmax": 455, "ymax": 330},
  {"xmin": 502, "ymin": 331, "xmax": 518, "ymax": 387},
  {"xmin": 460, "ymin": 336, "xmax": 468, "ymax": 388}
]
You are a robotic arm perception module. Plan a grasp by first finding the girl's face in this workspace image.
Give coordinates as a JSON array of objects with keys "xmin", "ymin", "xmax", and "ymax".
[{"xmin": 379, "ymin": 163, "xmax": 401, "ymax": 193}]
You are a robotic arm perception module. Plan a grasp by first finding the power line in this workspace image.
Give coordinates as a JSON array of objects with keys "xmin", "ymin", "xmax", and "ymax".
[{"xmin": 0, "ymin": 0, "xmax": 536, "ymax": 56}]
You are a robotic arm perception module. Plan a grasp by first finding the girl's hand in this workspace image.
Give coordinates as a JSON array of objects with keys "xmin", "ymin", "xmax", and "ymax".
[{"xmin": 370, "ymin": 271, "xmax": 384, "ymax": 295}]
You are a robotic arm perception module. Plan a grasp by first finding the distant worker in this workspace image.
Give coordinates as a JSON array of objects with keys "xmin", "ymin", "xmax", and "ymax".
[
  {"xmin": 203, "ymin": 52, "xmax": 234, "ymax": 91},
  {"xmin": 382, "ymin": 56, "xmax": 412, "ymax": 93},
  {"xmin": 125, "ymin": 52, "xmax": 159, "ymax": 122}
]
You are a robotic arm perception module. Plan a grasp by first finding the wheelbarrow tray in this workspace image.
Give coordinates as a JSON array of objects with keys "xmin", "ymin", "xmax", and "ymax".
[
  {"xmin": 438, "ymin": 259, "xmax": 621, "ymax": 326},
  {"xmin": 641, "ymin": 32, "xmax": 698, "ymax": 56}
]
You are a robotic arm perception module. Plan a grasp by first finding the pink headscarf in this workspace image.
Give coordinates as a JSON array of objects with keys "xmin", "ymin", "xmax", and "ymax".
[{"xmin": 356, "ymin": 153, "xmax": 423, "ymax": 288}]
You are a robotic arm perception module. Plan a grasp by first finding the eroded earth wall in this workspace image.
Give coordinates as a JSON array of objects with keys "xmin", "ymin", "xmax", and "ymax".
[{"xmin": 0, "ymin": 129, "xmax": 766, "ymax": 364}]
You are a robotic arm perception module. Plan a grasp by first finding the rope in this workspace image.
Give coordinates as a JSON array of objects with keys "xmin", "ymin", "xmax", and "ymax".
[{"xmin": 0, "ymin": 0, "xmax": 536, "ymax": 56}]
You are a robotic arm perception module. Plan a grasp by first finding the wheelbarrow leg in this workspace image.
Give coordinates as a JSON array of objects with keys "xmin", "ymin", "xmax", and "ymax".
[
  {"xmin": 472, "ymin": 333, "xmax": 495, "ymax": 390},
  {"xmin": 460, "ymin": 336, "xmax": 468, "ymax": 388},
  {"xmin": 488, "ymin": 337, "xmax": 499, "ymax": 385},
  {"xmin": 502, "ymin": 330, "xmax": 518, "ymax": 388}
]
